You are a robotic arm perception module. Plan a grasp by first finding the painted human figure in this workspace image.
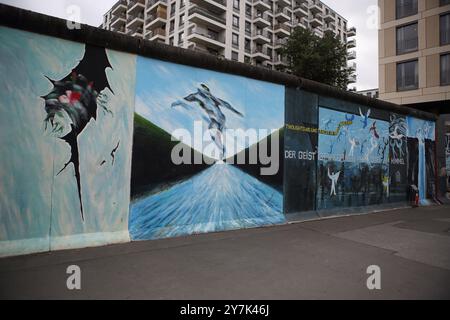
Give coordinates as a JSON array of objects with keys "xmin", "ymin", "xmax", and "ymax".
[
  {"xmin": 328, "ymin": 168, "xmax": 341, "ymax": 197},
  {"xmin": 172, "ymin": 84, "xmax": 243, "ymax": 159},
  {"xmin": 349, "ymin": 137, "xmax": 357, "ymax": 158}
]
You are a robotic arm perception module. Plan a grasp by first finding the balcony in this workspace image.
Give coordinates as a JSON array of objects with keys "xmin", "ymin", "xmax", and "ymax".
[
  {"xmin": 251, "ymin": 47, "xmax": 271, "ymax": 61},
  {"xmin": 110, "ymin": 13, "xmax": 126, "ymax": 28},
  {"xmin": 323, "ymin": 12, "xmax": 335, "ymax": 23},
  {"xmin": 348, "ymin": 74, "xmax": 357, "ymax": 83},
  {"xmin": 147, "ymin": 0, "xmax": 168, "ymax": 14},
  {"xmin": 145, "ymin": 27, "xmax": 166, "ymax": 41},
  {"xmin": 111, "ymin": 0, "xmax": 127, "ymax": 16},
  {"xmin": 309, "ymin": 1, "xmax": 323, "ymax": 14},
  {"xmin": 190, "ymin": 0, "xmax": 227, "ymax": 14},
  {"xmin": 253, "ymin": 0, "xmax": 271, "ymax": 12},
  {"xmin": 127, "ymin": 26, "xmax": 144, "ymax": 37},
  {"xmin": 252, "ymin": 29, "xmax": 271, "ymax": 44},
  {"xmin": 348, "ymin": 62, "xmax": 357, "ymax": 71},
  {"xmin": 128, "ymin": 0, "xmax": 145, "ymax": 16},
  {"xmin": 146, "ymin": 11, "xmax": 167, "ymax": 29},
  {"xmin": 313, "ymin": 27, "xmax": 323, "ymax": 38},
  {"xmin": 310, "ymin": 16, "xmax": 323, "ymax": 28},
  {"xmin": 111, "ymin": 25, "xmax": 126, "ymax": 34},
  {"xmin": 253, "ymin": 13, "xmax": 271, "ymax": 28},
  {"xmin": 347, "ymin": 39, "xmax": 356, "ymax": 48},
  {"xmin": 273, "ymin": 55, "xmax": 289, "ymax": 66},
  {"xmin": 277, "ymin": 0, "xmax": 291, "ymax": 8},
  {"xmin": 348, "ymin": 50, "xmax": 356, "ymax": 60},
  {"xmin": 127, "ymin": 12, "xmax": 144, "ymax": 29},
  {"xmin": 275, "ymin": 9, "xmax": 291, "ymax": 23},
  {"xmin": 188, "ymin": 6, "xmax": 226, "ymax": 29},
  {"xmin": 187, "ymin": 29, "xmax": 226, "ymax": 50},
  {"xmin": 347, "ymin": 26, "xmax": 356, "ymax": 37},
  {"xmin": 274, "ymin": 24, "xmax": 290, "ymax": 37},
  {"xmin": 274, "ymin": 38, "xmax": 288, "ymax": 49},
  {"xmin": 324, "ymin": 22, "xmax": 335, "ymax": 32},
  {"xmin": 191, "ymin": 46, "xmax": 225, "ymax": 59},
  {"xmin": 293, "ymin": 3, "xmax": 308, "ymax": 18},
  {"xmin": 293, "ymin": 18, "xmax": 308, "ymax": 29}
]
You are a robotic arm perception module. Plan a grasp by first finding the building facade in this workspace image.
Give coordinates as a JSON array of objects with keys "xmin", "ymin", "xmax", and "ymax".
[
  {"xmin": 102, "ymin": 0, "xmax": 356, "ymax": 78},
  {"xmin": 358, "ymin": 88, "xmax": 380, "ymax": 99},
  {"xmin": 379, "ymin": 0, "xmax": 450, "ymax": 112}
]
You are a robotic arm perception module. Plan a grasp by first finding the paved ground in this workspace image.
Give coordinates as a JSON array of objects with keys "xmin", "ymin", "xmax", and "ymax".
[{"xmin": 1, "ymin": 205, "xmax": 450, "ymax": 300}]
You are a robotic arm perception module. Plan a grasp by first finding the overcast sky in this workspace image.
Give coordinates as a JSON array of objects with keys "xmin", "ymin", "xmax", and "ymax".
[{"xmin": 0, "ymin": 0, "xmax": 379, "ymax": 90}]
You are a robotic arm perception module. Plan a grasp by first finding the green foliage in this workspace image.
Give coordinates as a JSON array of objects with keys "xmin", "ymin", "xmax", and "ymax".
[
  {"xmin": 131, "ymin": 113, "xmax": 212, "ymax": 198},
  {"xmin": 280, "ymin": 27, "xmax": 354, "ymax": 90}
]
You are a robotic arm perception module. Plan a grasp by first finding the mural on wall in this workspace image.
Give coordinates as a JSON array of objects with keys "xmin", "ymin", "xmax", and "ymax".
[
  {"xmin": 129, "ymin": 57, "xmax": 285, "ymax": 240},
  {"xmin": 317, "ymin": 107, "xmax": 390, "ymax": 210},
  {"xmin": 388, "ymin": 114, "xmax": 408, "ymax": 202},
  {"xmin": 0, "ymin": 28, "xmax": 135, "ymax": 256},
  {"xmin": 407, "ymin": 117, "xmax": 436, "ymax": 204},
  {"xmin": 446, "ymin": 133, "xmax": 450, "ymax": 177},
  {"xmin": 41, "ymin": 45, "xmax": 115, "ymax": 221},
  {"xmin": 283, "ymin": 89, "xmax": 318, "ymax": 214}
]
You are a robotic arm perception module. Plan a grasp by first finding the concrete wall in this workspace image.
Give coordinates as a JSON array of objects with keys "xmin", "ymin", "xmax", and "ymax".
[{"xmin": 0, "ymin": 5, "xmax": 440, "ymax": 257}]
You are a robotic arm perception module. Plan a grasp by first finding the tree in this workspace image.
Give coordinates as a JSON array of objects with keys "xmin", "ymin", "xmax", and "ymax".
[{"xmin": 280, "ymin": 27, "xmax": 355, "ymax": 90}]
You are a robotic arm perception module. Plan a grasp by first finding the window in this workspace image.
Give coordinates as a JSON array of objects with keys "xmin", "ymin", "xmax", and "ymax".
[
  {"xmin": 396, "ymin": 0, "xmax": 418, "ymax": 19},
  {"xmin": 397, "ymin": 60, "xmax": 418, "ymax": 91},
  {"xmin": 233, "ymin": 15, "xmax": 239, "ymax": 28},
  {"xmin": 397, "ymin": 23, "xmax": 418, "ymax": 55},
  {"xmin": 179, "ymin": 14, "xmax": 185, "ymax": 26},
  {"xmin": 207, "ymin": 29, "xmax": 219, "ymax": 40},
  {"xmin": 245, "ymin": 21, "xmax": 251, "ymax": 34},
  {"xmin": 233, "ymin": 0, "xmax": 240, "ymax": 10},
  {"xmin": 441, "ymin": 13, "xmax": 450, "ymax": 45},
  {"xmin": 442, "ymin": 54, "xmax": 450, "ymax": 86},
  {"xmin": 246, "ymin": 4, "xmax": 251, "ymax": 17},
  {"xmin": 232, "ymin": 51, "xmax": 239, "ymax": 61},
  {"xmin": 440, "ymin": 0, "xmax": 450, "ymax": 6},
  {"xmin": 232, "ymin": 33, "xmax": 239, "ymax": 47},
  {"xmin": 245, "ymin": 38, "xmax": 251, "ymax": 52}
]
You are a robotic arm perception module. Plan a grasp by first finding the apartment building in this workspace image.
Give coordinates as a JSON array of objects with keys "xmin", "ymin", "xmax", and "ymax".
[
  {"xmin": 357, "ymin": 88, "xmax": 380, "ymax": 99},
  {"xmin": 102, "ymin": 0, "xmax": 356, "ymax": 80},
  {"xmin": 379, "ymin": 0, "xmax": 450, "ymax": 113}
]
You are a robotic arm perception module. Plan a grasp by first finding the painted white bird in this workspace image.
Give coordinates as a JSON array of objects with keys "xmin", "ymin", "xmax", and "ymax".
[{"xmin": 359, "ymin": 108, "xmax": 371, "ymax": 129}]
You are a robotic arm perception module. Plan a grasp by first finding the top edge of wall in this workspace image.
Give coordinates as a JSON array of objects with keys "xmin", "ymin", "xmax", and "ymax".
[{"xmin": 0, "ymin": 4, "xmax": 437, "ymax": 121}]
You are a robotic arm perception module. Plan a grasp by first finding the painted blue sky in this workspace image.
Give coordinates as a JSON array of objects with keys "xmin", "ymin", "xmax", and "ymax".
[
  {"xmin": 407, "ymin": 117, "xmax": 435, "ymax": 141},
  {"xmin": 318, "ymin": 107, "xmax": 389, "ymax": 164},
  {"xmin": 135, "ymin": 56, "xmax": 284, "ymax": 159}
]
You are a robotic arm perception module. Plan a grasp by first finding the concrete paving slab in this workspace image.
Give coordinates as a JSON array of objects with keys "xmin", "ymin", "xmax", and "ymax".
[{"xmin": 1, "ymin": 205, "xmax": 450, "ymax": 300}]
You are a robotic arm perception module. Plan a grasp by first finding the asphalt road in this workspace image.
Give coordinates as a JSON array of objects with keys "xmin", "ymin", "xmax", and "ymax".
[{"xmin": 1, "ymin": 205, "xmax": 450, "ymax": 300}]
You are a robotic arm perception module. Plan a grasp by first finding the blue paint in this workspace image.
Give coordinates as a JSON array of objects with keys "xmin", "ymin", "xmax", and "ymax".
[
  {"xmin": 129, "ymin": 163, "xmax": 285, "ymax": 240},
  {"xmin": 407, "ymin": 117, "xmax": 435, "ymax": 205}
]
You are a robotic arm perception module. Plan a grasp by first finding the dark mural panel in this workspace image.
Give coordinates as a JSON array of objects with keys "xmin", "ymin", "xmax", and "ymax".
[
  {"xmin": 425, "ymin": 139, "xmax": 436, "ymax": 199},
  {"xmin": 284, "ymin": 89, "xmax": 318, "ymax": 213},
  {"xmin": 389, "ymin": 114, "xmax": 408, "ymax": 203}
]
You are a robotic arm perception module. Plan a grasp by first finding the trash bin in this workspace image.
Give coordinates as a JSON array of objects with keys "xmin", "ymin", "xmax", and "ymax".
[{"xmin": 409, "ymin": 185, "xmax": 419, "ymax": 207}]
